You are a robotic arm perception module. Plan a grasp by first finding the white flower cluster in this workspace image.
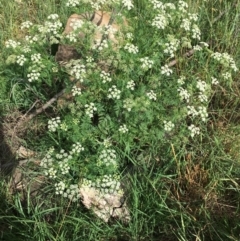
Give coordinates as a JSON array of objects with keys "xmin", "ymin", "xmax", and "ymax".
[
  {"xmin": 45, "ymin": 16, "xmax": 62, "ymax": 35},
  {"xmin": 211, "ymin": 77, "xmax": 219, "ymax": 85},
  {"xmin": 92, "ymin": 39, "xmax": 108, "ymax": 51},
  {"xmin": 98, "ymin": 149, "xmax": 118, "ymax": 167},
  {"xmin": 124, "ymin": 43, "xmax": 139, "ymax": 54},
  {"xmin": 140, "ymin": 57, "xmax": 154, "ymax": 70},
  {"xmin": 178, "ymin": 0, "xmax": 188, "ymax": 12},
  {"xmin": 96, "ymin": 175, "xmax": 121, "ymax": 194},
  {"xmin": 85, "ymin": 102, "xmax": 97, "ymax": 118},
  {"xmin": 47, "ymin": 167, "xmax": 57, "ymax": 179},
  {"xmin": 122, "ymin": 0, "xmax": 134, "ymax": 10},
  {"xmin": 31, "ymin": 53, "xmax": 41, "ymax": 63},
  {"xmin": 177, "ymin": 76, "xmax": 186, "ymax": 85},
  {"xmin": 198, "ymin": 106, "xmax": 208, "ymax": 122},
  {"xmin": 146, "ymin": 90, "xmax": 157, "ymax": 101},
  {"xmin": 66, "ymin": 32, "xmax": 78, "ymax": 43},
  {"xmin": 40, "ymin": 153, "xmax": 54, "ymax": 169},
  {"xmin": 16, "ymin": 55, "xmax": 27, "ymax": 66},
  {"xmin": 27, "ymin": 69, "xmax": 41, "ymax": 82},
  {"xmin": 123, "ymin": 99, "xmax": 134, "ymax": 112},
  {"xmin": 48, "ymin": 116, "xmax": 61, "ymax": 132},
  {"xmin": 100, "ymin": 70, "xmax": 112, "ymax": 83},
  {"xmin": 69, "ymin": 62, "xmax": 86, "ymax": 82},
  {"xmin": 196, "ymin": 79, "xmax": 207, "ymax": 92},
  {"xmin": 177, "ymin": 87, "xmax": 190, "ymax": 103},
  {"xmin": 187, "ymin": 105, "xmax": 198, "ymax": 117},
  {"xmin": 188, "ymin": 13, "xmax": 198, "ymax": 22},
  {"xmin": 191, "ymin": 24, "xmax": 201, "ymax": 40},
  {"xmin": 152, "ymin": 14, "xmax": 168, "ymax": 30},
  {"xmin": 211, "ymin": 52, "xmax": 238, "ymax": 72},
  {"xmin": 180, "ymin": 18, "xmax": 191, "ymax": 31},
  {"xmin": 72, "ymin": 85, "xmax": 82, "ymax": 96},
  {"xmin": 126, "ymin": 80, "xmax": 135, "ymax": 90},
  {"xmin": 222, "ymin": 71, "xmax": 231, "ymax": 80},
  {"xmin": 20, "ymin": 21, "xmax": 33, "ymax": 29},
  {"xmin": 196, "ymin": 79, "xmax": 208, "ymax": 103},
  {"xmin": 119, "ymin": 124, "xmax": 129, "ymax": 133},
  {"xmin": 55, "ymin": 181, "xmax": 66, "ymax": 195},
  {"xmin": 82, "ymin": 175, "xmax": 122, "ymax": 195},
  {"xmin": 66, "ymin": 0, "xmax": 80, "ymax": 7},
  {"xmin": 161, "ymin": 64, "xmax": 173, "ymax": 76},
  {"xmin": 187, "ymin": 105, "xmax": 208, "ymax": 122},
  {"xmin": 25, "ymin": 35, "xmax": 39, "ymax": 44},
  {"xmin": 188, "ymin": 124, "xmax": 200, "ymax": 138},
  {"xmin": 5, "ymin": 39, "xmax": 21, "ymax": 48},
  {"xmin": 70, "ymin": 18, "xmax": 83, "ymax": 30},
  {"xmin": 108, "ymin": 85, "xmax": 121, "ymax": 99},
  {"xmin": 25, "ymin": 45, "xmax": 35, "ymax": 55},
  {"xmin": 70, "ymin": 142, "xmax": 84, "ymax": 154},
  {"xmin": 164, "ymin": 39, "xmax": 180, "ymax": 58},
  {"xmin": 63, "ymin": 184, "xmax": 80, "ymax": 202},
  {"xmin": 150, "ymin": 0, "xmax": 164, "ymax": 10},
  {"xmin": 59, "ymin": 159, "xmax": 70, "ymax": 175},
  {"xmin": 126, "ymin": 32, "xmax": 134, "ymax": 40},
  {"xmin": 164, "ymin": 120, "xmax": 175, "ymax": 132}
]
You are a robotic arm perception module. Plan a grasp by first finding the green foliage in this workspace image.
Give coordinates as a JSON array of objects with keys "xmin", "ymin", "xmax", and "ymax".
[{"xmin": 1, "ymin": 0, "xmax": 240, "ymax": 240}]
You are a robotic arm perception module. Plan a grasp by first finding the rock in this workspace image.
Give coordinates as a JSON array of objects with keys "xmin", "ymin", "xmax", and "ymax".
[{"xmin": 80, "ymin": 186, "xmax": 130, "ymax": 223}]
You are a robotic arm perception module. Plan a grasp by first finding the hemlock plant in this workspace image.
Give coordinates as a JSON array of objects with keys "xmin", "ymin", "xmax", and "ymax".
[{"xmin": 4, "ymin": 0, "xmax": 238, "ymax": 202}]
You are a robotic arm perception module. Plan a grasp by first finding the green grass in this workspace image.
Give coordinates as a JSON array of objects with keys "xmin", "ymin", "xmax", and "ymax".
[{"xmin": 1, "ymin": 0, "xmax": 240, "ymax": 240}]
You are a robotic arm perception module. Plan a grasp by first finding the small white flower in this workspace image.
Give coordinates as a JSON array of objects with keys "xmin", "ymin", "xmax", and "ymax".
[
  {"xmin": 122, "ymin": 0, "xmax": 134, "ymax": 10},
  {"xmin": 55, "ymin": 181, "xmax": 66, "ymax": 195},
  {"xmin": 152, "ymin": 14, "xmax": 168, "ymax": 30},
  {"xmin": 177, "ymin": 76, "xmax": 186, "ymax": 85},
  {"xmin": 48, "ymin": 116, "xmax": 61, "ymax": 132},
  {"xmin": 46, "ymin": 167, "xmax": 57, "ymax": 179},
  {"xmin": 164, "ymin": 121, "xmax": 174, "ymax": 132},
  {"xmin": 72, "ymin": 85, "xmax": 81, "ymax": 96},
  {"xmin": 66, "ymin": 0, "xmax": 80, "ymax": 7},
  {"xmin": 69, "ymin": 18, "xmax": 83, "ymax": 30},
  {"xmin": 126, "ymin": 32, "xmax": 134, "ymax": 40},
  {"xmin": 211, "ymin": 77, "xmax": 219, "ymax": 85},
  {"xmin": 100, "ymin": 71, "xmax": 112, "ymax": 83},
  {"xmin": 123, "ymin": 99, "xmax": 134, "ymax": 112},
  {"xmin": 191, "ymin": 24, "xmax": 201, "ymax": 40},
  {"xmin": 178, "ymin": 87, "xmax": 190, "ymax": 102},
  {"xmin": 188, "ymin": 124, "xmax": 200, "ymax": 137},
  {"xmin": 140, "ymin": 57, "xmax": 154, "ymax": 70},
  {"xmin": 27, "ymin": 69, "xmax": 40, "ymax": 82},
  {"xmin": 178, "ymin": 0, "xmax": 188, "ymax": 12},
  {"xmin": 196, "ymin": 79, "xmax": 207, "ymax": 92},
  {"xmin": 66, "ymin": 32, "xmax": 78, "ymax": 42},
  {"xmin": 180, "ymin": 18, "xmax": 191, "ymax": 31},
  {"xmin": 124, "ymin": 43, "xmax": 139, "ymax": 54},
  {"xmin": 126, "ymin": 80, "xmax": 135, "ymax": 90},
  {"xmin": 47, "ymin": 14, "xmax": 59, "ymax": 20},
  {"xmin": 85, "ymin": 102, "xmax": 97, "ymax": 118},
  {"xmin": 198, "ymin": 106, "xmax": 208, "ymax": 122},
  {"xmin": 198, "ymin": 92, "xmax": 208, "ymax": 103},
  {"xmin": 16, "ymin": 55, "xmax": 27, "ymax": 66},
  {"xmin": 20, "ymin": 21, "xmax": 33, "ymax": 29},
  {"xmin": 146, "ymin": 90, "xmax": 157, "ymax": 101},
  {"xmin": 161, "ymin": 64, "xmax": 173, "ymax": 76},
  {"xmin": 187, "ymin": 105, "xmax": 198, "ymax": 117},
  {"xmin": 5, "ymin": 39, "xmax": 21, "ymax": 48},
  {"xmin": 119, "ymin": 124, "xmax": 129, "ymax": 133},
  {"xmin": 107, "ymin": 85, "xmax": 121, "ymax": 99},
  {"xmin": 31, "ymin": 53, "xmax": 41, "ymax": 63},
  {"xmin": 222, "ymin": 71, "xmax": 231, "ymax": 80},
  {"xmin": 71, "ymin": 142, "xmax": 84, "ymax": 154}
]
